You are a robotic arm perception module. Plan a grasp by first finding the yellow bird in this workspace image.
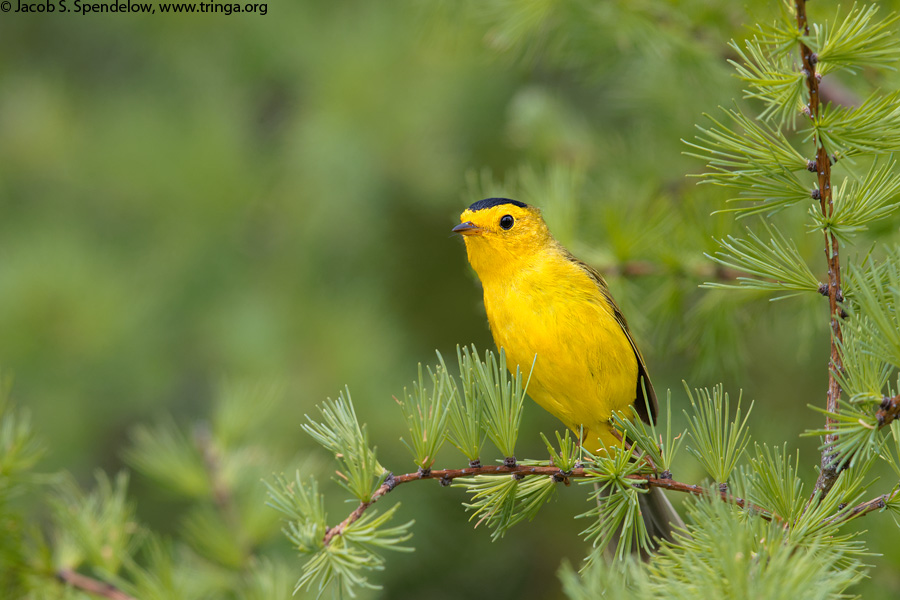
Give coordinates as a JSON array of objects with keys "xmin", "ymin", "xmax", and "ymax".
[
  {"xmin": 453, "ymin": 197, "xmax": 680, "ymax": 542},
  {"xmin": 453, "ymin": 197, "xmax": 655, "ymax": 451}
]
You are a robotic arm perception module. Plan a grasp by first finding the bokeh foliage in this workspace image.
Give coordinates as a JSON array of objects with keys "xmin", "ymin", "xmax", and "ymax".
[{"xmin": 3, "ymin": 0, "xmax": 900, "ymax": 598}]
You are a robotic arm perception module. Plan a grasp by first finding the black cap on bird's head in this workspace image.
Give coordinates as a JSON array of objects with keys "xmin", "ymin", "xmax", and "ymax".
[
  {"xmin": 452, "ymin": 198, "xmax": 536, "ymax": 236},
  {"xmin": 453, "ymin": 195, "xmax": 547, "ymax": 242},
  {"xmin": 465, "ymin": 197, "xmax": 529, "ymax": 212}
]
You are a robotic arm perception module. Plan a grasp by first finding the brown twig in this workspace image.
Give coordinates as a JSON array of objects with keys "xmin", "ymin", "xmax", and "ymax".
[
  {"xmin": 57, "ymin": 569, "xmax": 135, "ymax": 600},
  {"xmin": 322, "ymin": 464, "xmax": 761, "ymax": 546},
  {"xmin": 194, "ymin": 425, "xmax": 233, "ymax": 514},
  {"xmin": 826, "ymin": 490, "xmax": 898, "ymax": 526},
  {"xmin": 194, "ymin": 425, "xmax": 248, "ymax": 554},
  {"xmin": 877, "ymin": 394, "xmax": 900, "ymax": 429},
  {"xmin": 795, "ymin": 0, "xmax": 845, "ymax": 498},
  {"xmin": 599, "ymin": 260, "xmax": 744, "ymax": 282}
]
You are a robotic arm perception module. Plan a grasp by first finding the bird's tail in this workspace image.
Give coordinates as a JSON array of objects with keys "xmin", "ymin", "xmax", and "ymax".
[{"xmin": 640, "ymin": 486, "xmax": 684, "ymax": 546}]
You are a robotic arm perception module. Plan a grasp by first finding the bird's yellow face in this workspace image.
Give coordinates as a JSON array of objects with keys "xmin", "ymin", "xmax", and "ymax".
[{"xmin": 453, "ymin": 198, "xmax": 553, "ymax": 281}]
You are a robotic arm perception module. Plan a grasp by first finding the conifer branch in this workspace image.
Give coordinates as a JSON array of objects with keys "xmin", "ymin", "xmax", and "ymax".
[
  {"xmin": 321, "ymin": 464, "xmax": 761, "ymax": 546},
  {"xmin": 56, "ymin": 569, "xmax": 136, "ymax": 600},
  {"xmin": 796, "ymin": 0, "xmax": 845, "ymax": 497},
  {"xmin": 827, "ymin": 490, "xmax": 899, "ymax": 525}
]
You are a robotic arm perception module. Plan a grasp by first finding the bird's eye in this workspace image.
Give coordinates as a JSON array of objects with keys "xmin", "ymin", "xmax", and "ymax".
[{"xmin": 499, "ymin": 215, "xmax": 514, "ymax": 230}]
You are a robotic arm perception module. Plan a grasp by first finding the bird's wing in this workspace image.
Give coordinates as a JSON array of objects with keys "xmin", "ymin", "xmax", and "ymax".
[{"xmin": 567, "ymin": 254, "xmax": 659, "ymax": 425}]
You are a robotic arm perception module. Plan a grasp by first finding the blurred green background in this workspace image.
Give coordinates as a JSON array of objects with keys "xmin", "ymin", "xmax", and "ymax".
[{"xmin": 2, "ymin": 1, "xmax": 899, "ymax": 598}]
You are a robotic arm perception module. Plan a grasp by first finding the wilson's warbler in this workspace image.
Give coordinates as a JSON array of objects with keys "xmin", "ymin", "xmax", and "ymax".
[{"xmin": 454, "ymin": 197, "xmax": 681, "ymax": 543}]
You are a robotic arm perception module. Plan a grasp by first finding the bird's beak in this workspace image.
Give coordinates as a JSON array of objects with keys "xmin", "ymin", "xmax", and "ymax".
[{"xmin": 452, "ymin": 221, "xmax": 481, "ymax": 236}]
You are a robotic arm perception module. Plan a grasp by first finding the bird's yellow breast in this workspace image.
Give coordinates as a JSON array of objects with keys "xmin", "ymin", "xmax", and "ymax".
[{"xmin": 480, "ymin": 248, "xmax": 638, "ymax": 451}]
